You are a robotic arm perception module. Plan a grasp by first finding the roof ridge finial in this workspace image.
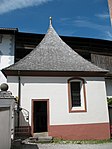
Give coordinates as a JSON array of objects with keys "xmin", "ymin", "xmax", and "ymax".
[{"xmin": 49, "ymin": 16, "xmax": 52, "ymax": 26}]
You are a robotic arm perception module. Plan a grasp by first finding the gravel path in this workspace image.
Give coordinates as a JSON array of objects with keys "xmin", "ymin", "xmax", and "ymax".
[{"xmin": 37, "ymin": 143, "xmax": 112, "ymax": 149}]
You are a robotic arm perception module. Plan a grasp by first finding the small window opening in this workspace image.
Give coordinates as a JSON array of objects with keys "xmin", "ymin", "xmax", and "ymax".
[{"xmin": 70, "ymin": 82, "xmax": 81, "ymax": 107}]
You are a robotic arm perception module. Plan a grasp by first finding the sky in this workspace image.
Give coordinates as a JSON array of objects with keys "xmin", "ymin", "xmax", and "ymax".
[{"xmin": 0, "ymin": 0, "xmax": 112, "ymax": 40}]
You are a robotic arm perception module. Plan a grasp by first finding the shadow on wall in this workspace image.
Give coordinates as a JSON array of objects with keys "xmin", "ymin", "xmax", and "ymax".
[
  {"xmin": 109, "ymin": 107, "xmax": 112, "ymax": 124},
  {"xmin": 105, "ymin": 78, "xmax": 112, "ymax": 97},
  {"xmin": 108, "ymin": 105, "xmax": 112, "ymax": 136}
]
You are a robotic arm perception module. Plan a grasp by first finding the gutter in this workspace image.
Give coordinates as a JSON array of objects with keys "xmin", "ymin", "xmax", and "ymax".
[{"xmin": 17, "ymin": 71, "xmax": 21, "ymax": 128}]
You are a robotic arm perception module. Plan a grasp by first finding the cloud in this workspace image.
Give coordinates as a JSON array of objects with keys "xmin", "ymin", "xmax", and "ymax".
[
  {"xmin": 0, "ymin": 0, "xmax": 52, "ymax": 15},
  {"xmin": 105, "ymin": 31, "xmax": 112, "ymax": 40},
  {"xmin": 73, "ymin": 18, "xmax": 110, "ymax": 31},
  {"xmin": 72, "ymin": 17, "xmax": 112, "ymax": 40},
  {"xmin": 60, "ymin": 18, "xmax": 71, "ymax": 22},
  {"xmin": 95, "ymin": 13, "xmax": 109, "ymax": 19}
]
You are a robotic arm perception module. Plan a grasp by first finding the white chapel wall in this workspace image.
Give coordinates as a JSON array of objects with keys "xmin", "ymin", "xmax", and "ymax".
[
  {"xmin": 7, "ymin": 76, "xmax": 109, "ymax": 126},
  {"xmin": 0, "ymin": 34, "xmax": 15, "ymax": 84}
]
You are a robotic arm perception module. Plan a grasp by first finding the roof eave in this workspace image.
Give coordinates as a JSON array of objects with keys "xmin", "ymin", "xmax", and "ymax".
[{"xmin": 2, "ymin": 69, "xmax": 108, "ymax": 77}]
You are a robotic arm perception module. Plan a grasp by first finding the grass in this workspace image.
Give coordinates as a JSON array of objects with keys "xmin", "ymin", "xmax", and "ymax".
[{"xmin": 52, "ymin": 138, "xmax": 112, "ymax": 144}]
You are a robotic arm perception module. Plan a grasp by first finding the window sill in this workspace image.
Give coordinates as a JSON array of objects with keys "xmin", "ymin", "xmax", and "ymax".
[{"xmin": 69, "ymin": 107, "xmax": 87, "ymax": 113}]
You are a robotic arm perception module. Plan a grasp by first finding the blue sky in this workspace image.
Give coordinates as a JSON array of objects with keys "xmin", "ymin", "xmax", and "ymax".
[{"xmin": 0, "ymin": 0, "xmax": 112, "ymax": 40}]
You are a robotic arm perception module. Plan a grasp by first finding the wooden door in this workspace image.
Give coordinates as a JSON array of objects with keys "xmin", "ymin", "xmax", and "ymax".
[{"xmin": 32, "ymin": 100, "xmax": 48, "ymax": 133}]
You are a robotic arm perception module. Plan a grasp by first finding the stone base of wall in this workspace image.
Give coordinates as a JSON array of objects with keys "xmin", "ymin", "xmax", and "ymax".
[{"xmin": 48, "ymin": 123, "xmax": 110, "ymax": 140}]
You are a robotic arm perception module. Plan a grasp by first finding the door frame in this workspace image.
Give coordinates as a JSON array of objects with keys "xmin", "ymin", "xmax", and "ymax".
[{"xmin": 31, "ymin": 99, "xmax": 49, "ymax": 135}]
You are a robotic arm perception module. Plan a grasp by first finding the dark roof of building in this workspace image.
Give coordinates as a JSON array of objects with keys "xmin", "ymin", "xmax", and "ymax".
[
  {"xmin": 3, "ymin": 19, "xmax": 108, "ymax": 76},
  {"xmin": 0, "ymin": 28, "xmax": 18, "ymax": 34},
  {"xmin": 15, "ymin": 30, "xmax": 112, "ymax": 65}
]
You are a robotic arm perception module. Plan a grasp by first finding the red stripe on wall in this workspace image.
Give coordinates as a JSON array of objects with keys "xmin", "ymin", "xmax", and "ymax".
[{"xmin": 48, "ymin": 123, "xmax": 110, "ymax": 140}]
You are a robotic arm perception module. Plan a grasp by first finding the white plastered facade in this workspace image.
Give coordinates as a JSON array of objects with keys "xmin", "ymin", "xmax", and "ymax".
[{"xmin": 7, "ymin": 76, "xmax": 109, "ymax": 126}]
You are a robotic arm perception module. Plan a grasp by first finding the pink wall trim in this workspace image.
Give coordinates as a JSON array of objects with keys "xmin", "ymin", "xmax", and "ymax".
[{"xmin": 48, "ymin": 123, "xmax": 110, "ymax": 140}]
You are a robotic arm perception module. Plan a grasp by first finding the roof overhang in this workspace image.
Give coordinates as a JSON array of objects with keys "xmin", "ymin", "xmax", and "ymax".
[{"xmin": 2, "ymin": 70, "xmax": 108, "ymax": 77}]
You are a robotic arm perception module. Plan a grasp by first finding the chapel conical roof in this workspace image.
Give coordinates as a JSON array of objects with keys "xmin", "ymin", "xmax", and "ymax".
[{"xmin": 3, "ymin": 18, "xmax": 108, "ymax": 76}]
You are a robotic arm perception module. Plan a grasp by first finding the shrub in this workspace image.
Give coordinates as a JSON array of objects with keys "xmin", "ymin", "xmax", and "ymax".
[{"xmin": 107, "ymin": 97, "xmax": 112, "ymax": 105}]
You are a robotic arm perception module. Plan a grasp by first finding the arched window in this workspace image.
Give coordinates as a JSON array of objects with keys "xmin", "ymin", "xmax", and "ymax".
[{"xmin": 68, "ymin": 78, "xmax": 87, "ymax": 112}]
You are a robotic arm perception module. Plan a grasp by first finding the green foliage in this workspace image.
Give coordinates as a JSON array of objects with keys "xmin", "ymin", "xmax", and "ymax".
[
  {"xmin": 52, "ymin": 138, "xmax": 112, "ymax": 144},
  {"xmin": 107, "ymin": 98, "xmax": 112, "ymax": 105}
]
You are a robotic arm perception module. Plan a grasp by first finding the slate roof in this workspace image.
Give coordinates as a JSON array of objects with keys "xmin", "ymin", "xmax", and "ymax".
[{"xmin": 3, "ymin": 19, "xmax": 108, "ymax": 74}]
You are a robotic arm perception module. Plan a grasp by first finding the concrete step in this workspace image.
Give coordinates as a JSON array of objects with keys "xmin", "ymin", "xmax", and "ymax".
[
  {"xmin": 33, "ymin": 132, "xmax": 48, "ymax": 137},
  {"xmin": 22, "ymin": 135, "xmax": 53, "ymax": 144},
  {"xmin": 37, "ymin": 136, "xmax": 53, "ymax": 143}
]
